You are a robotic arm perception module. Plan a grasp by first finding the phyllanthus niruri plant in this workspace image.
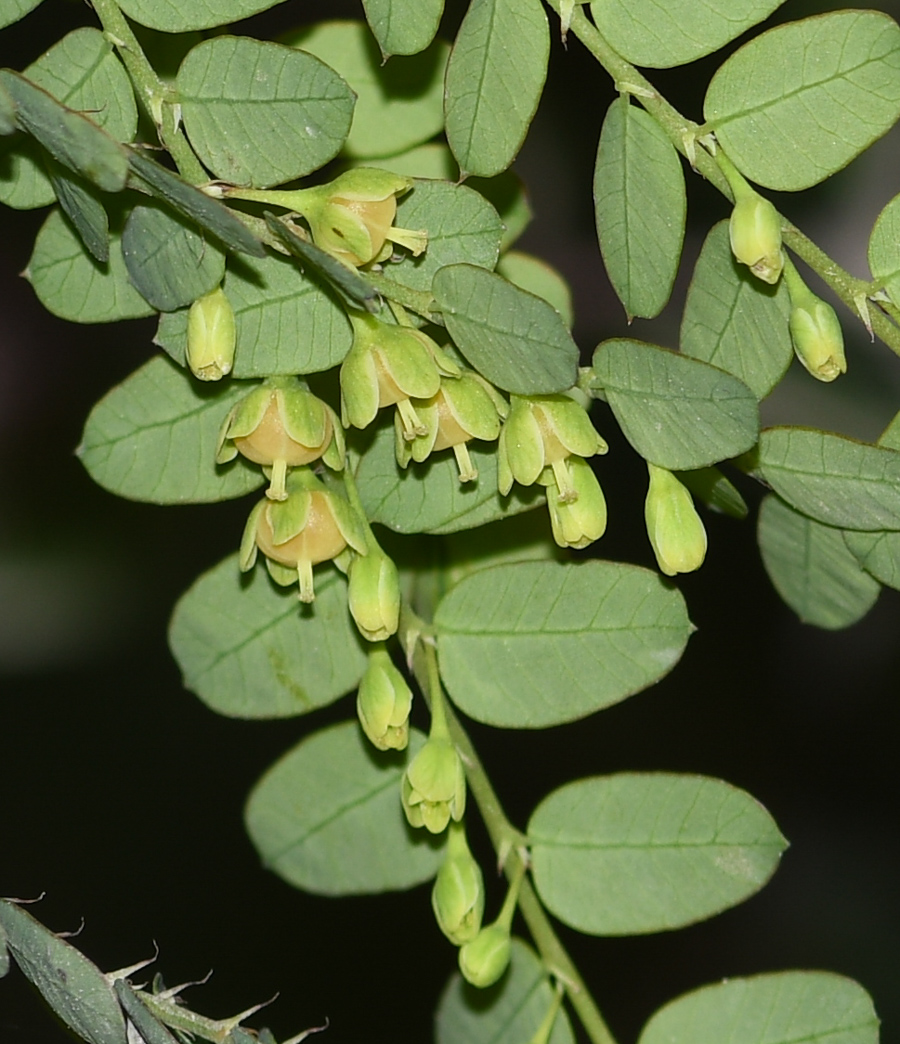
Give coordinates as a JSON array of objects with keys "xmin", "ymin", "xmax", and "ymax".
[{"xmin": 2, "ymin": 0, "xmax": 899, "ymax": 1041}]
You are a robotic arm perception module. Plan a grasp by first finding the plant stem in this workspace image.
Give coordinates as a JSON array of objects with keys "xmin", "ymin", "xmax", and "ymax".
[{"xmin": 89, "ymin": 0, "xmax": 207, "ymax": 184}]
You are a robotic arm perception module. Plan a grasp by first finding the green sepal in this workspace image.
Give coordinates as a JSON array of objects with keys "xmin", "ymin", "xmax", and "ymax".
[{"xmin": 239, "ymin": 500, "xmax": 266, "ymax": 571}]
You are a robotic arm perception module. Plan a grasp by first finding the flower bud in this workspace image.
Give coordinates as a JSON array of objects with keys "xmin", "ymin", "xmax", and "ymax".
[
  {"xmin": 401, "ymin": 734, "xmax": 466, "ymax": 834},
  {"xmin": 395, "ymin": 372, "xmax": 508, "ymax": 483},
  {"xmin": 347, "ymin": 546, "xmax": 401, "ymax": 642},
  {"xmin": 218, "ymin": 378, "xmax": 344, "ymax": 501},
  {"xmin": 357, "ymin": 647, "xmax": 412, "ymax": 751},
  {"xmin": 431, "ymin": 822, "xmax": 485, "ymax": 945},
  {"xmin": 545, "ymin": 455, "xmax": 607, "ymax": 549},
  {"xmin": 187, "ymin": 287, "xmax": 235, "ymax": 381},
  {"xmin": 729, "ymin": 191, "xmax": 783, "ymax": 284},
  {"xmin": 240, "ymin": 468, "xmax": 367, "ymax": 602},
  {"xmin": 458, "ymin": 923, "xmax": 511, "ymax": 988},
  {"xmin": 498, "ymin": 393, "xmax": 607, "ymax": 499},
  {"xmin": 782, "ymin": 259, "xmax": 846, "ymax": 382},
  {"xmin": 644, "ymin": 462, "xmax": 707, "ymax": 576}
]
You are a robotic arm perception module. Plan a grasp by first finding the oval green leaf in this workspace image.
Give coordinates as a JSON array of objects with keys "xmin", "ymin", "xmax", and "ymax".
[
  {"xmin": 590, "ymin": 0, "xmax": 783, "ymax": 69},
  {"xmin": 26, "ymin": 207, "xmax": 154, "ymax": 323},
  {"xmin": 639, "ymin": 972, "xmax": 878, "ymax": 1044},
  {"xmin": 433, "ymin": 264, "xmax": 579, "ymax": 394},
  {"xmin": 361, "ymin": 0, "xmax": 444, "ymax": 56},
  {"xmin": 528, "ymin": 774, "xmax": 787, "ymax": 935},
  {"xmin": 704, "ymin": 12, "xmax": 900, "ymax": 191},
  {"xmin": 591, "ymin": 339, "xmax": 759, "ymax": 470},
  {"xmin": 117, "ymin": 0, "xmax": 287, "ymax": 33},
  {"xmin": 758, "ymin": 494, "xmax": 880, "ymax": 629},
  {"xmin": 594, "ymin": 97, "xmax": 686, "ymax": 319},
  {"xmin": 843, "ymin": 529, "xmax": 900, "ymax": 591},
  {"xmin": 121, "ymin": 203, "xmax": 225, "ymax": 312},
  {"xmin": 444, "ymin": 0, "xmax": 549, "ymax": 177},
  {"xmin": 435, "ymin": 938, "xmax": 575, "ymax": 1044},
  {"xmin": 169, "ymin": 554, "xmax": 367, "ymax": 719},
  {"xmin": 354, "ymin": 420, "xmax": 543, "ymax": 535},
  {"xmin": 867, "ymin": 193, "xmax": 900, "ymax": 309},
  {"xmin": 155, "ymin": 250, "xmax": 352, "ymax": 378},
  {"xmin": 176, "ymin": 36, "xmax": 354, "ymax": 188},
  {"xmin": 681, "ymin": 221, "xmax": 792, "ymax": 400},
  {"xmin": 285, "ymin": 22, "xmax": 447, "ymax": 159},
  {"xmin": 77, "ymin": 355, "xmax": 265, "ymax": 505},
  {"xmin": 245, "ymin": 721, "xmax": 443, "ymax": 894},
  {"xmin": 757, "ymin": 427, "xmax": 900, "ymax": 531},
  {"xmin": 435, "ymin": 560, "xmax": 692, "ymax": 728},
  {"xmin": 0, "ymin": 900, "xmax": 127, "ymax": 1044},
  {"xmin": 48, "ymin": 164, "xmax": 109, "ymax": 263},
  {"xmin": 1, "ymin": 0, "xmax": 44, "ymax": 30}
]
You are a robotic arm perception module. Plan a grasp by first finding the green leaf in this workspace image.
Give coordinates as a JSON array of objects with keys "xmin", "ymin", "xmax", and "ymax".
[
  {"xmin": 47, "ymin": 162, "xmax": 109, "ymax": 263},
  {"xmin": 757, "ymin": 494, "xmax": 880, "ymax": 628},
  {"xmin": 176, "ymin": 37, "xmax": 354, "ymax": 188},
  {"xmin": 681, "ymin": 221, "xmax": 792, "ymax": 399},
  {"xmin": 384, "ymin": 179, "xmax": 503, "ymax": 293},
  {"xmin": 354, "ymin": 420, "xmax": 543, "ymax": 535},
  {"xmin": 677, "ymin": 466, "xmax": 748, "ymax": 520},
  {"xmin": 26, "ymin": 207, "xmax": 154, "ymax": 323},
  {"xmin": 756, "ymin": 427, "xmax": 900, "ymax": 531},
  {"xmin": 591, "ymin": 339, "xmax": 759, "ymax": 470},
  {"xmin": 361, "ymin": 0, "xmax": 444, "ymax": 56},
  {"xmin": 444, "ymin": 0, "xmax": 549, "ymax": 177},
  {"xmin": 528, "ymin": 774, "xmax": 787, "ymax": 935},
  {"xmin": 594, "ymin": 97, "xmax": 686, "ymax": 319},
  {"xmin": 169, "ymin": 554, "xmax": 367, "ymax": 719},
  {"xmin": 867, "ymin": 192, "xmax": 900, "ymax": 309},
  {"xmin": 0, "ymin": 918, "xmax": 8, "ymax": 978},
  {"xmin": 843, "ymin": 528, "xmax": 900, "ymax": 591},
  {"xmin": 433, "ymin": 264, "xmax": 579, "ymax": 394},
  {"xmin": 126, "ymin": 150, "xmax": 263, "ymax": 258},
  {"xmin": 435, "ymin": 938, "xmax": 575, "ymax": 1044},
  {"xmin": 704, "ymin": 12, "xmax": 900, "ymax": 191},
  {"xmin": 589, "ymin": 0, "xmax": 783, "ymax": 69},
  {"xmin": 77, "ymin": 355, "xmax": 265, "ymax": 504},
  {"xmin": 244, "ymin": 721, "xmax": 443, "ymax": 893},
  {"xmin": 116, "ymin": 0, "xmax": 288, "ymax": 33},
  {"xmin": 155, "ymin": 250, "xmax": 352, "ymax": 378},
  {"xmin": 435, "ymin": 560, "xmax": 692, "ymax": 728},
  {"xmin": 496, "ymin": 250, "xmax": 573, "ymax": 329},
  {"xmin": 121, "ymin": 203, "xmax": 225, "ymax": 312},
  {"xmin": 285, "ymin": 22, "xmax": 447, "ymax": 159},
  {"xmin": 0, "ymin": 900, "xmax": 128, "ymax": 1044},
  {"xmin": 0, "ymin": 78, "xmax": 14, "ymax": 134},
  {"xmin": 0, "ymin": 27, "xmax": 136, "ymax": 210},
  {"xmin": 639, "ymin": 972, "xmax": 878, "ymax": 1044},
  {"xmin": 0, "ymin": 0, "xmax": 43, "ymax": 30}
]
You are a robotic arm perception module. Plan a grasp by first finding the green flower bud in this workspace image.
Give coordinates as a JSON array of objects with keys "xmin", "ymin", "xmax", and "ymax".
[
  {"xmin": 217, "ymin": 378, "xmax": 344, "ymax": 501},
  {"xmin": 545, "ymin": 455, "xmax": 607, "ymax": 549},
  {"xmin": 458, "ymin": 924, "xmax": 511, "ymax": 988},
  {"xmin": 783, "ymin": 257, "xmax": 846, "ymax": 382},
  {"xmin": 431, "ymin": 822, "xmax": 485, "ymax": 946},
  {"xmin": 340, "ymin": 313, "xmax": 460, "ymax": 436},
  {"xmin": 347, "ymin": 547, "xmax": 401, "ymax": 642},
  {"xmin": 187, "ymin": 287, "xmax": 235, "ymax": 381},
  {"xmin": 644, "ymin": 462, "xmax": 707, "ymax": 576},
  {"xmin": 498, "ymin": 394, "xmax": 607, "ymax": 499},
  {"xmin": 401, "ymin": 733, "xmax": 466, "ymax": 834},
  {"xmin": 729, "ymin": 192, "xmax": 783, "ymax": 284},
  {"xmin": 357, "ymin": 647, "xmax": 412, "ymax": 751},
  {"xmin": 395, "ymin": 372, "xmax": 509, "ymax": 483},
  {"xmin": 240, "ymin": 469, "xmax": 367, "ymax": 602}
]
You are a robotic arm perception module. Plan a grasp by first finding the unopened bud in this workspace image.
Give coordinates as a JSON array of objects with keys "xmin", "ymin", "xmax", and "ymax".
[
  {"xmin": 187, "ymin": 287, "xmax": 235, "ymax": 381},
  {"xmin": 729, "ymin": 192, "xmax": 783, "ymax": 284},
  {"xmin": 347, "ymin": 547, "xmax": 401, "ymax": 642},
  {"xmin": 644, "ymin": 462, "xmax": 707, "ymax": 576},
  {"xmin": 458, "ymin": 923, "xmax": 511, "ymax": 988},
  {"xmin": 783, "ymin": 258, "xmax": 846, "ymax": 382},
  {"xmin": 431, "ymin": 822, "xmax": 484, "ymax": 945},
  {"xmin": 357, "ymin": 647, "xmax": 412, "ymax": 751}
]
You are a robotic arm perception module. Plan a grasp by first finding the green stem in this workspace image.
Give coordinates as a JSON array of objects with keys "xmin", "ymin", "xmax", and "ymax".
[{"xmin": 89, "ymin": 0, "xmax": 207, "ymax": 183}]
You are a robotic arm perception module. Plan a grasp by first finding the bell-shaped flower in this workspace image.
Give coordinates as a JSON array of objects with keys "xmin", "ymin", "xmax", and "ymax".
[
  {"xmin": 240, "ymin": 468, "xmax": 367, "ymax": 602},
  {"xmin": 498, "ymin": 393, "xmax": 607, "ymax": 500},
  {"xmin": 218, "ymin": 378, "xmax": 344, "ymax": 501},
  {"xmin": 356, "ymin": 646, "xmax": 413, "ymax": 751},
  {"xmin": 395, "ymin": 371, "xmax": 508, "ymax": 483},
  {"xmin": 340, "ymin": 313, "xmax": 460, "ymax": 438},
  {"xmin": 187, "ymin": 286, "xmax": 235, "ymax": 382},
  {"xmin": 431, "ymin": 821, "xmax": 485, "ymax": 946},
  {"xmin": 545, "ymin": 455, "xmax": 607, "ymax": 549},
  {"xmin": 644, "ymin": 462, "xmax": 707, "ymax": 576},
  {"xmin": 401, "ymin": 733, "xmax": 466, "ymax": 834}
]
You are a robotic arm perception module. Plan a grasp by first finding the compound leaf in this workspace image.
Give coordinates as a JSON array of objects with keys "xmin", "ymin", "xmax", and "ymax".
[
  {"xmin": 361, "ymin": 0, "xmax": 444, "ymax": 56},
  {"xmin": 594, "ymin": 97, "xmax": 685, "ymax": 319},
  {"xmin": 591, "ymin": 339, "xmax": 758, "ymax": 470},
  {"xmin": 704, "ymin": 12, "xmax": 900, "ymax": 191},
  {"xmin": 435, "ymin": 560, "xmax": 692, "ymax": 728},
  {"xmin": 77, "ymin": 355, "xmax": 264, "ymax": 504},
  {"xmin": 245, "ymin": 721, "xmax": 443, "ymax": 893},
  {"xmin": 169, "ymin": 554, "xmax": 367, "ymax": 719},
  {"xmin": 528, "ymin": 774, "xmax": 787, "ymax": 935},
  {"xmin": 176, "ymin": 36, "xmax": 354, "ymax": 188},
  {"xmin": 444, "ymin": 0, "xmax": 549, "ymax": 177}
]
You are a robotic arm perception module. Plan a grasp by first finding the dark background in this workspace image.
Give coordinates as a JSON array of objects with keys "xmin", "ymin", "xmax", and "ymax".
[{"xmin": 2, "ymin": 1, "xmax": 899, "ymax": 1042}]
